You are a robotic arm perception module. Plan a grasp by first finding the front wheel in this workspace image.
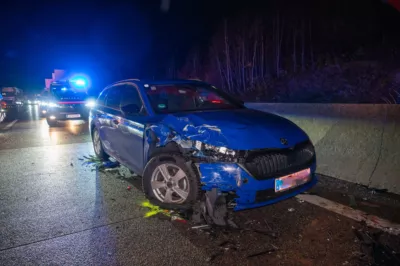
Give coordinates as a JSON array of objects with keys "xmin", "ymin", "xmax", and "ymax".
[
  {"xmin": 142, "ymin": 154, "xmax": 201, "ymax": 210},
  {"xmin": 92, "ymin": 127, "xmax": 109, "ymax": 160}
]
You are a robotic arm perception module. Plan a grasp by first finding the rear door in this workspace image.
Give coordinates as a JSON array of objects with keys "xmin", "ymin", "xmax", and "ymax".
[{"xmin": 113, "ymin": 83, "xmax": 147, "ymax": 173}]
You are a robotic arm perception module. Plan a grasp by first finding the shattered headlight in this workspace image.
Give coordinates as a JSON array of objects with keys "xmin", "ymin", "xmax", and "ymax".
[{"xmin": 194, "ymin": 140, "xmax": 236, "ymax": 156}]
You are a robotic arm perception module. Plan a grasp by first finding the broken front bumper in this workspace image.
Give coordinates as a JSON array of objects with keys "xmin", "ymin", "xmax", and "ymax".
[{"xmin": 197, "ymin": 162, "xmax": 317, "ymax": 211}]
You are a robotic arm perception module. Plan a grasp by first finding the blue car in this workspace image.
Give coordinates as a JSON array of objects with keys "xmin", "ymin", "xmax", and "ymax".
[{"xmin": 89, "ymin": 79, "xmax": 317, "ymax": 211}]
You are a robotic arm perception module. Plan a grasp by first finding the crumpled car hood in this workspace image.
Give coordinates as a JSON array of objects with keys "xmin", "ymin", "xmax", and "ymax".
[{"xmin": 159, "ymin": 108, "xmax": 309, "ymax": 150}]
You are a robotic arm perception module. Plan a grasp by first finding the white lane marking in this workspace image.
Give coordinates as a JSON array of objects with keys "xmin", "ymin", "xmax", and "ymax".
[
  {"xmin": 4, "ymin": 119, "xmax": 18, "ymax": 130},
  {"xmin": 296, "ymin": 194, "xmax": 400, "ymax": 236}
]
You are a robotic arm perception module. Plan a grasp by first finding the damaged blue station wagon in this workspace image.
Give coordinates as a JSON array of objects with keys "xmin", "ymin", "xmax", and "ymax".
[{"xmin": 89, "ymin": 79, "xmax": 317, "ymax": 215}]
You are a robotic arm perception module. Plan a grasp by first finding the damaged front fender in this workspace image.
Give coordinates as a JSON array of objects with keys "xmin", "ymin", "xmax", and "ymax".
[
  {"xmin": 144, "ymin": 114, "xmax": 234, "ymax": 162},
  {"xmin": 147, "ymin": 114, "xmax": 229, "ymax": 148}
]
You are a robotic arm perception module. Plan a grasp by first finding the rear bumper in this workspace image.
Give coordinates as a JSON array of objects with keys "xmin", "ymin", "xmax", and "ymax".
[{"xmin": 197, "ymin": 162, "xmax": 317, "ymax": 211}]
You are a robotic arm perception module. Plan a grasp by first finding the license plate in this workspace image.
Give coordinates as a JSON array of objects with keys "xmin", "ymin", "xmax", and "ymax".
[
  {"xmin": 274, "ymin": 168, "xmax": 311, "ymax": 192},
  {"xmin": 67, "ymin": 114, "xmax": 80, "ymax": 118}
]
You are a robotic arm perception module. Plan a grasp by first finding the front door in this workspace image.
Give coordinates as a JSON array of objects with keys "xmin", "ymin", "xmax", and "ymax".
[
  {"xmin": 101, "ymin": 86, "xmax": 123, "ymax": 158},
  {"xmin": 113, "ymin": 83, "xmax": 147, "ymax": 174}
]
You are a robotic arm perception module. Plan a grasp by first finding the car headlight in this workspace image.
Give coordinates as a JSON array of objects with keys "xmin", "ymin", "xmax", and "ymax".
[
  {"xmin": 194, "ymin": 140, "xmax": 236, "ymax": 156},
  {"xmin": 85, "ymin": 100, "xmax": 96, "ymax": 108}
]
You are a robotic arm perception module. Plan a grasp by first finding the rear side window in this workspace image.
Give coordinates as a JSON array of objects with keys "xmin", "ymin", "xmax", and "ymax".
[
  {"xmin": 97, "ymin": 89, "xmax": 108, "ymax": 105},
  {"xmin": 105, "ymin": 87, "xmax": 121, "ymax": 109}
]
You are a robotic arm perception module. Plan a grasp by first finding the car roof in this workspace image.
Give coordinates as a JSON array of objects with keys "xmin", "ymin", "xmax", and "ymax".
[{"xmin": 107, "ymin": 79, "xmax": 209, "ymax": 88}]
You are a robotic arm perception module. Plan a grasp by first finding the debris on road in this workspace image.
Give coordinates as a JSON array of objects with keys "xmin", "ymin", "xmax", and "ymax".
[
  {"xmin": 354, "ymin": 229, "xmax": 400, "ymax": 265},
  {"xmin": 140, "ymin": 200, "xmax": 187, "ymax": 224},
  {"xmin": 102, "ymin": 160, "xmax": 120, "ymax": 169},
  {"xmin": 191, "ymin": 225, "xmax": 210, "ymax": 230},
  {"xmin": 141, "ymin": 201, "xmax": 171, "ymax": 218},
  {"xmin": 80, "ymin": 154, "xmax": 105, "ymax": 171},
  {"xmin": 349, "ymin": 195, "xmax": 357, "ymax": 208},
  {"xmin": 206, "ymin": 251, "xmax": 224, "ymax": 262},
  {"xmin": 247, "ymin": 247, "xmax": 277, "ymax": 258},
  {"xmin": 288, "ymin": 208, "xmax": 295, "ymax": 212},
  {"xmin": 127, "ymin": 186, "xmax": 132, "ymax": 191},
  {"xmin": 297, "ymin": 198, "xmax": 304, "ymax": 203},
  {"xmin": 171, "ymin": 215, "xmax": 187, "ymax": 223},
  {"xmin": 80, "ymin": 155, "xmax": 136, "ymax": 180}
]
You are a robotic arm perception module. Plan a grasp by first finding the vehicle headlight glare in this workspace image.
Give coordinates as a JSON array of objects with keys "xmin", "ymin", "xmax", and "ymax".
[{"xmin": 85, "ymin": 100, "xmax": 96, "ymax": 108}]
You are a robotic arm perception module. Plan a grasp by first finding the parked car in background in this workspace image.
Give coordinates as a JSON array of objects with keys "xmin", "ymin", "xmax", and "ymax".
[
  {"xmin": 89, "ymin": 79, "xmax": 317, "ymax": 212},
  {"xmin": 1, "ymin": 87, "xmax": 24, "ymax": 113}
]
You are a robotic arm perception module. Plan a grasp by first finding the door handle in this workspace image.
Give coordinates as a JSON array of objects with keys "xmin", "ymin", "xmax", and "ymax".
[{"xmin": 112, "ymin": 119, "xmax": 119, "ymax": 125}]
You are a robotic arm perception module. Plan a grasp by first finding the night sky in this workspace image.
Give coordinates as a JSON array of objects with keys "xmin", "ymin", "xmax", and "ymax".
[
  {"xmin": 0, "ymin": 0, "xmax": 399, "ymax": 94},
  {"xmin": 0, "ymin": 0, "xmax": 247, "ymax": 92}
]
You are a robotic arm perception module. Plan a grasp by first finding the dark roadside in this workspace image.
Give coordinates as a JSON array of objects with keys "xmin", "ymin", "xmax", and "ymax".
[{"xmin": 106, "ymin": 163, "xmax": 400, "ymax": 266}]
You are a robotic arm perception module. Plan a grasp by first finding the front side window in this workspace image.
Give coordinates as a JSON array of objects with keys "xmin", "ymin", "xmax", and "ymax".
[
  {"xmin": 120, "ymin": 84, "xmax": 143, "ymax": 109},
  {"xmin": 97, "ymin": 89, "xmax": 108, "ymax": 105},
  {"xmin": 105, "ymin": 87, "xmax": 121, "ymax": 109},
  {"xmin": 144, "ymin": 84, "xmax": 244, "ymax": 114}
]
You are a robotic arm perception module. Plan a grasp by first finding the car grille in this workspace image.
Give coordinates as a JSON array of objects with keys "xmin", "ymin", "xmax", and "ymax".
[{"xmin": 243, "ymin": 140, "xmax": 315, "ymax": 180}]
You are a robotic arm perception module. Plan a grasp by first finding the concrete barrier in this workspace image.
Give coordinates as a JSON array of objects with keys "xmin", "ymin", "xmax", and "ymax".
[{"xmin": 245, "ymin": 103, "xmax": 400, "ymax": 194}]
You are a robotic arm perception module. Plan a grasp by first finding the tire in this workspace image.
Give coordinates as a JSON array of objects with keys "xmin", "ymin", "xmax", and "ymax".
[
  {"xmin": 142, "ymin": 153, "xmax": 202, "ymax": 210},
  {"xmin": 92, "ymin": 127, "xmax": 109, "ymax": 161},
  {"xmin": 46, "ymin": 118, "xmax": 58, "ymax": 127}
]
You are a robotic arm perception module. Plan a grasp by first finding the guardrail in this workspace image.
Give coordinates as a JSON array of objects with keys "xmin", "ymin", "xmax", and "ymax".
[{"xmin": 245, "ymin": 103, "xmax": 400, "ymax": 194}]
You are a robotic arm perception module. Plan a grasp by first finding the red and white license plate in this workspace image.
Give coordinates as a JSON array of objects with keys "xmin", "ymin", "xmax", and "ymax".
[{"xmin": 274, "ymin": 168, "xmax": 311, "ymax": 192}]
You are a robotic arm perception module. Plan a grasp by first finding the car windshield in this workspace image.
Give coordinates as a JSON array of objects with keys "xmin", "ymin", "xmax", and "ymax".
[
  {"xmin": 144, "ymin": 84, "xmax": 244, "ymax": 114},
  {"xmin": 51, "ymin": 85, "xmax": 87, "ymax": 101}
]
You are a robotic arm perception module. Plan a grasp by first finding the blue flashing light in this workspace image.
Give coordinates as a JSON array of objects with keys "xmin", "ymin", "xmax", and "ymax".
[
  {"xmin": 61, "ymin": 87, "xmax": 67, "ymax": 91},
  {"xmin": 74, "ymin": 79, "xmax": 86, "ymax": 86}
]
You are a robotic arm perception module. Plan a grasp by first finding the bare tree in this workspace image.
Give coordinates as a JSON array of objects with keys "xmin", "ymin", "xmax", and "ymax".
[{"xmin": 273, "ymin": 12, "xmax": 285, "ymax": 78}]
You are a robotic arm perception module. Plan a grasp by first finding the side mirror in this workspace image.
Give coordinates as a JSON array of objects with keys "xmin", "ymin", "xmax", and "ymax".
[{"xmin": 121, "ymin": 103, "xmax": 141, "ymax": 115}]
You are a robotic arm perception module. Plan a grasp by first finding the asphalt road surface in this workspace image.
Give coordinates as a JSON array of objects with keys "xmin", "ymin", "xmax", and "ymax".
[
  {"xmin": 1, "ymin": 105, "xmax": 399, "ymax": 266},
  {"xmin": 0, "ymin": 106, "xmax": 207, "ymax": 265}
]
